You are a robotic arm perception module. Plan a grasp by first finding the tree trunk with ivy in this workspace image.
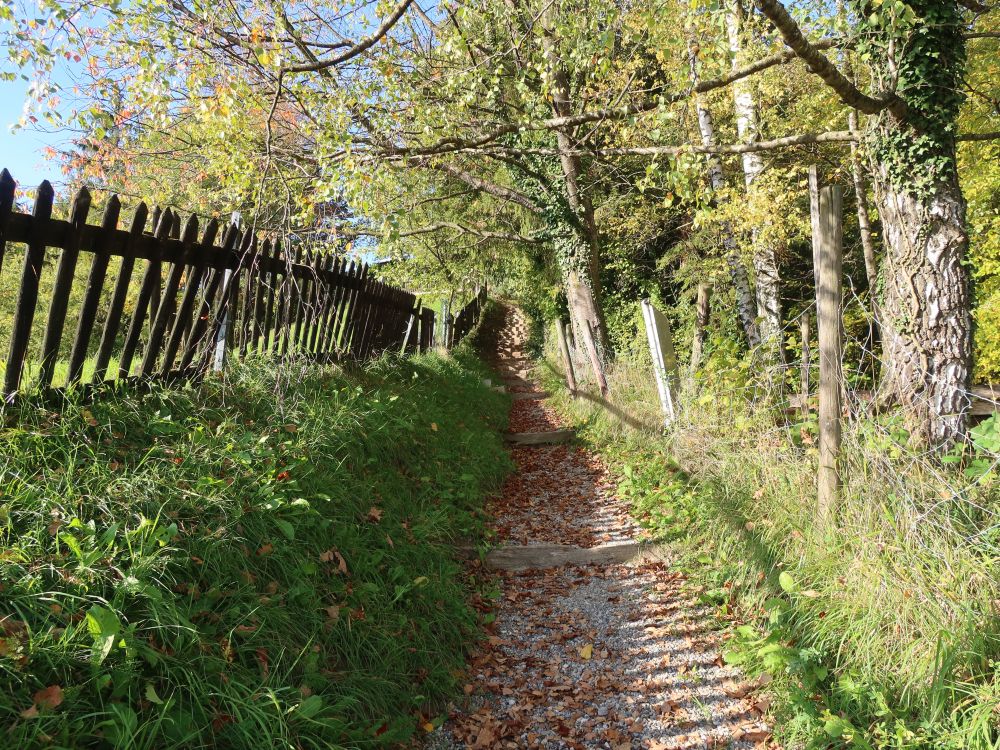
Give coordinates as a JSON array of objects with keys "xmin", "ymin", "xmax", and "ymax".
[
  {"xmin": 542, "ymin": 3, "xmax": 611, "ymax": 388},
  {"xmin": 862, "ymin": 0, "xmax": 972, "ymax": 445}
]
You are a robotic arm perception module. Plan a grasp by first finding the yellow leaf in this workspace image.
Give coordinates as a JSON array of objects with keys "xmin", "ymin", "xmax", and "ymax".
[
  {"xmin": 430, "ymin": 422, "xmax": 438, "ymax": 431},
  {"xmin": 422, "ymin": 722, "xmax": 435, "ymax": 732},
  {"xmin": 579, "ymin": 643, "xmax": 593, "ymax": 660}
]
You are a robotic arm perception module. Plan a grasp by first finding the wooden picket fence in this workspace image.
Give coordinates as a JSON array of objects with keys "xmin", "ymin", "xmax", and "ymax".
[
  {"xmin": 450, "ymin": 287, "xmax": 487, "ymax": 348},
  {"xmin": 0, "ymin": 170, "xmax": 482, "ymax": 400}
]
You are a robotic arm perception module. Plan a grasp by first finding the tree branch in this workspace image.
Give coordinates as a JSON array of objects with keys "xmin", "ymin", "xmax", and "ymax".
[
  {"xmin": 957, "ymin": 130, "xmax": 1000, "ymax": 142},
  {"xmin": 465, "ymin": 130, "xmax": 858, "ymax": 157},
  {"xmin": 282, "ymin": 0, "xmax": 415, "ymax": 74},
  {"xmin": 753, "ymin": 0, "xmax": 902, "ymax": 116},
  {"xmin": 348, "ymin": 222, "xmax": 543, "ymax": 243},
  {"xmin": 382, "ymin": 39, "xmax": 841, "ymax": 157},
  {"xmin": 409, "ymin": 159, "xmax": 542, "ymax": 213}
]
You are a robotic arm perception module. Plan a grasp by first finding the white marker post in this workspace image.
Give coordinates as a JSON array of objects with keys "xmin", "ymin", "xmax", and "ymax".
[
  {"xmin": 641, "ymin": 299, "xmax": 680, "ymax": 426},
  {"xmin": 212, "ymin": 211, "xmax": 241, "ymax": 372}
]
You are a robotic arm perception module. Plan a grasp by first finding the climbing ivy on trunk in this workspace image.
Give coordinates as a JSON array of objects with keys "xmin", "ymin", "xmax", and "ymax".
[{"xmin": 857, "ymin": 0, "xmax": 972, "ymax": 445}]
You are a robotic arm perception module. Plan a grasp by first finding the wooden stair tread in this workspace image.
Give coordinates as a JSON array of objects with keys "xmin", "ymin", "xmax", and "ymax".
[
  {"xmin": 484, "ymin": 541, "xmax": 667, "ymax": 570},
  {"xmin": 504, "ymin": 429, "xmax": 574, "ymax": 445}
]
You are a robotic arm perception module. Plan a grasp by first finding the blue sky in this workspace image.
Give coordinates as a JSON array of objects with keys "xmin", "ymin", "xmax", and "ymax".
[{"xmin": 0, "ymin": 77, "xmax": 70, "ymax": 190}]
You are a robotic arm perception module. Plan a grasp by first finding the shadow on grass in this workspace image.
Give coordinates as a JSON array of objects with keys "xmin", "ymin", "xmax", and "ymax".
[{"xmin": 540, "ymin": 359, "xmax": 664, "ymax": 434}]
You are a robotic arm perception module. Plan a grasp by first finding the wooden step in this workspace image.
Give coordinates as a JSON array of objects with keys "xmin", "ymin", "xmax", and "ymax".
[
  {"xmin": 504, "ymin": 429, "xmax": 574, "ymax": 445},
  {"xmin": 484, "ymin": 541, "xmax": 668, "ymax": 571}
]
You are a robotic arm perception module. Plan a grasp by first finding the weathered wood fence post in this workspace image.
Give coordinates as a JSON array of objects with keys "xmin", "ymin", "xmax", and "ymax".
[
  {"xmin": 555, "ymin": 318, "xmax": 577, "ymax": 395},
  {"xmin": 580, "ymin": 319, "xmax": 609, "ymax": 397},
  {"xmin": 641, "ymin": 298, "xmax": 680, "ymax": 426},
  {"xmin": 810, "ymin": 170, "xmax": 844, "ymax": 523},
  {"xmin": 441, "ymin": 300, "xmax": 451, "ymax": 349},
  {"xmin": 690, "ymin": 282, "xmax": 711, "ymax": 377}
]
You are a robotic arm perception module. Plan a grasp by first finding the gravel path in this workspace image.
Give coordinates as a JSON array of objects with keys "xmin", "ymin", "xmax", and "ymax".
[{"xmin": 427, "ymin": 306, "xmax": 773, "ymax": 749}]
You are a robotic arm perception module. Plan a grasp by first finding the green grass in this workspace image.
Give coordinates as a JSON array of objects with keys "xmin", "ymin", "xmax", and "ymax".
[
  {"xmin": 536, "ymin": 334, "xmax": 1000, "ymax": 750},
  {"xmin": 0, "ymin": 347, "xmax": 511, "ymax": 748}
]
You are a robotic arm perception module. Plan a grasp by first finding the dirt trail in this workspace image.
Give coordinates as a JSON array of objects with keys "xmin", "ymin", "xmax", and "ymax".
[{"xmin": 429, "ymin": 306, "xmax": 772, "ymax": 749}]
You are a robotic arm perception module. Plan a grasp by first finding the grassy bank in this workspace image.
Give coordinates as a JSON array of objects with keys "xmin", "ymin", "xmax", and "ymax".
[
  {"xmin": 537, "ymin": 334, "xmax": 999, "ymax": 749},
  {"xmin": 0, "ymin": 349, "xmax": 510, "ymax": 748}
]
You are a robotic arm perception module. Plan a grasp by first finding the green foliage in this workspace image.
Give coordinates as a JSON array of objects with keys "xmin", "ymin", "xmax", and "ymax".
[{"xmin": 0, "ymin": 352, "xmax": 511, "ymax": 748}]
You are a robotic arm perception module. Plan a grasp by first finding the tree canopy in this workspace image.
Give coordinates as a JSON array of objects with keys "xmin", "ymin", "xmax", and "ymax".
[{"xmin": 3, "ymin": 0, "xmax": 999, "ymax": 443}]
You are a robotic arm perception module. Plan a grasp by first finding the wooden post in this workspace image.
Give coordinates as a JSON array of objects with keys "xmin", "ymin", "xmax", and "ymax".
[
  {"xmin": 441, "ymin": 300, "xmax": 451, "ymax": 349},
  {"xmin": 641, "ymin": 299, "xmax": 680, "ymax": 425},
  {"xmin": 580, "ymin": 319, "xmax": 609, "ymax": 397},
  {"xmin": 799, "ymin": 312, "xmax": 810, "ymax": 422},
  {"xmin": 690, "ymin": 282, "xmax": 711, "ymax": 376},
  {"xmin": 402, "ymin": 299, "xmax": 420, "ymax": 355},
  {"xmin": 555, "ymin": 319, "xmax": 577, "ymax": 394},
  {"xmin": 812, "ymin": 177, "xmax": 844, "ymax": 523}
]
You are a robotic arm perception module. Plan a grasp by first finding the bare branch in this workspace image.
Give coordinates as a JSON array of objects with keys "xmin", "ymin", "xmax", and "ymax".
[
  {"xmin": 410, "ymin": 159, "xmax": 542, "ymax": 213},
  {"xmin": 347, "ymin": 222, "xmax": 543, "ymax": 243},
  {"xmin": 481, "ymin": 129, "xmax": 857, "ymax": 157},
  {"xmin": 282, "ymin": 0, "xmax": 415, "ymax": 74},
  {"xmin": 957, "ymin": 130, "xmax": 1000, "ymax": 142}
]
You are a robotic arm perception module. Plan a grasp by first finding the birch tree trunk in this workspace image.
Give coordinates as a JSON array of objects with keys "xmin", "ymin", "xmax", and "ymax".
[
  {"xmin": 690, "ymin": 42, "xmax": 760, "ymax": 349},
  {"xmin": 726, "ymin": 0, "xmax": 782, "ymax": 357}
]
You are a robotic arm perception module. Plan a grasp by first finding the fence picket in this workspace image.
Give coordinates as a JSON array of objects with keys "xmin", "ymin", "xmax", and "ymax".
[
  {"xmin": 141, "ymin": 214, "xmax": 198, "ymax": 377},
  {"xmin": 93, "ymin": 203, "xmax": 148, "ymax": 382},
  {"xmin": 119, "ymin": 209, "xmax": 173, "ymax": 378},
  {"xmin": 67, "ymin": 196, "xmax": 122, "ymax": 386},
  {"xmin": 181, "ymin": 222, "xmax": 236, "ymax": 372},
  {"xmin": 0, "ymin": 169, "xmax": 16, "ymax": 279},
  {"xmin": 261, "ymin": 239, "xmax": 281, "ymax": 353},
  {"xmin": 161, "ymin": 218, "xmax": 219, "ymax": 376},
  {"xmin": 201, "ymin": 226, "xmax": 248, "ymax": 373},
  {"xmin": 38, "ymin": 187, "xmax": 92, "ymax": 389},
  {"xmin": 316, "ymin": 257, "xmax": 343, "ymax": 359},
  {"xmin": 4, "ymin": 181, "xmax": 55, "ymax": 398}
]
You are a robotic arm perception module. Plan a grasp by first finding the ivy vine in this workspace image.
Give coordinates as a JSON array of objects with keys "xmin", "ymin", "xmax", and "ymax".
[{"xmin": 854, "ymin": 0, "xmax": 967, "ymax": 197}]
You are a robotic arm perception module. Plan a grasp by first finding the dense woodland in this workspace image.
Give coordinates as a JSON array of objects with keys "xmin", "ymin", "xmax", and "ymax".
[{"xmin": 1, "ymin": 0, "xmax": 999, "ymax": 747}]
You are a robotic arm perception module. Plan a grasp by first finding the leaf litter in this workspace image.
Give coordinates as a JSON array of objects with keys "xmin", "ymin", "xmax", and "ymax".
[{"xmin": 426, "ymin": 306, "xmax": 773, "ymax": 749}]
